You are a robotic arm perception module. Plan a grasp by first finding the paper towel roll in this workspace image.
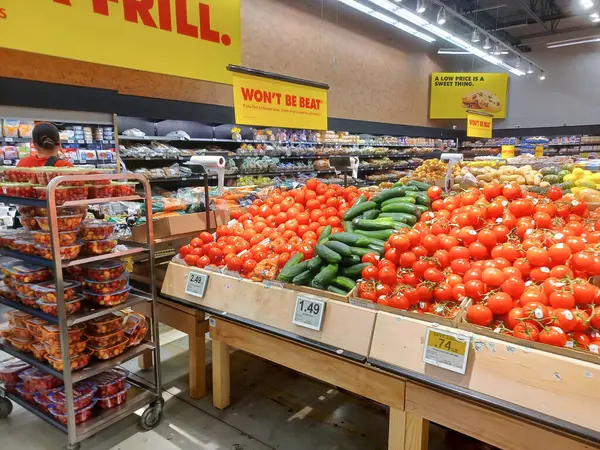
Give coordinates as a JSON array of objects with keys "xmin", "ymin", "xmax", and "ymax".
[{"xmin": 188, "ymin": 155, "xmax": 226, "ymax": 168}]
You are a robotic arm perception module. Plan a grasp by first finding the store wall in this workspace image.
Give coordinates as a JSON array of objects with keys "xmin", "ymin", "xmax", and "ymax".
[
  {"xmin": 447, "ymin": 44, "xmax": 600, "ymax": 130},
  {"xmin": 0, "ymin": 0, "xmax": 447, "ymax": 128}
]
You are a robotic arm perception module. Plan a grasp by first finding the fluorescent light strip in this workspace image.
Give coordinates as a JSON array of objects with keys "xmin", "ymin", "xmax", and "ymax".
[
  {"xmin": 338, "ymin": 0, "xmax": 435, "ymax": 42},
  {"xmin": 437, "ymin": 49, "xmax": 472, "ymax": 54},
  {"xmin": 547, "ymin": 36, "xmax": 600, "ymax": 48},
  {"xmin": 360, "ymin": 0, "xmax": 525, "ymax": 75}
]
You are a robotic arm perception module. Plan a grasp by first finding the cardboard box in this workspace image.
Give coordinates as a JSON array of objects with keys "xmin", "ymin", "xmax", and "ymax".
[{"xmin": 131, "ymin": 212, "xmax": 216, "ymax": 243}]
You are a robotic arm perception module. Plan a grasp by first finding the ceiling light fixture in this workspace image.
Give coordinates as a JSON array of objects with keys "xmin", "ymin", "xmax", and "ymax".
[
  {"xmin": 471, "ymin": 29, "xmax": 481, "ymax": 42},
  {"xmin": 437, "ymin": 48, "xmax": 472, "ymax": 54},
  {"xmin": 539, "ymin": 70, "xmax": 546, "ymax": 81},
  {"xmin": 582, "ymin": 0, "xmax": 594, "ymax": 10},
  {"xmin": 416, "ymin": 0, "xmax": 427, "ymax": 14},
  {"xmin": 515, "ymin": 56, "xmax": 521, "ymax": 68},
  {"xmin": 527, "ymin": 63, "xmax": 534, "ymax": 74},
  {"xmin": 483, "ymin": 36, "xmax": 491, "ymax": 49},
  {"xmin": 437, "ymin": 7, "xmax": 446, "ymax": 24},
  {"xmin": 491, "ymin": 44, "xmax": 501, "ymax": 55},
  {"xmin": 547, "ymin": 35, "xmax": 600, "ymax": 48}
]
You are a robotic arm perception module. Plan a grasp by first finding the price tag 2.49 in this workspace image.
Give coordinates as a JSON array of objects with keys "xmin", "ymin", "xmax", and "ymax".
[
  {"xmin": 422, "ymin": 327, "xmax": 471, "ymax": 374},
  {"xmin": 292, "ymin": 295, "xmax": 326, "ymax": 331},
  {"xmin": 185, "ymin": 271, "xmax": 209, "ymax": 299}
]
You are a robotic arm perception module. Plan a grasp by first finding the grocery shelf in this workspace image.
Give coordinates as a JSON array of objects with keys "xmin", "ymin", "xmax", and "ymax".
[
  {"xmin": 3, "ymin": 390, "xmax": 67, "ymax": 433},
  {"xmin": 358, "ymin": 166, "xmax": 411, "ymax": 172},
  {"xmin": 0, "ymin": 296, "xmax": 58, "ymax": 323},
  {"xmin": 0, "ymin": 196, "xmax": 45, "ymax": 207},
  {"xmin": 62, "ymin": 195, "xmax": 145, "ymax": 207},
  {"xmin": 0, "ymin": 338, "xmax": 63, "ymax": 379}
]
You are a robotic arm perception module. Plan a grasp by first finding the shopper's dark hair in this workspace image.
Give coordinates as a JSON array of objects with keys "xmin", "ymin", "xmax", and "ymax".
[{"xmin": 32, "ymin": 122, "xmax": 60, "ymax": 150}]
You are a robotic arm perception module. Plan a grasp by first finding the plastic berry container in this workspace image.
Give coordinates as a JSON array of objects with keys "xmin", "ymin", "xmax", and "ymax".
[
  {"xmin": 12, "ymin": 326, "xmax": 31, "ymax": 340},
  {"xmin": 65, "ymin": 265, "xmax": 85, "ymax": 278},
  {"xmin": 0, "ymin": 358, "xmax": 30, "ymax": 384},
  {"xmin": 43, "ymin": 336, "xmax": 88, "ymax": 359},
  {"xmin": 111, "ymin": 182, "xmax": 137, "ymax": 196},
  {"xmin": 31, "ymin": 230, "xmax": 78, "ymax": 247},
  {"xmin": 6, "ymin": 167, "xmax": 38, "ymax": 184},
  {"xmin": 86, "ymin": 168, "xmax": 113, "ymax": 185},
  {"xmin": 37, "ymin": 296, "xmax": 83, "ymax": 316},
  {"xmin": 19, "ymin": 216, "xmax": 40, "ymax": 230},
  {"xmin": 0, "ymin": 282, "xmax": 18, "ymax": 302},
  {"xmin": 0, "ymin": 182, "xmax": 37, "ymax": 198},
  {"xmin": 14, "ymin": 239, "xmax": 38, "ymax": 255},
  {"xmin": 81, "ymin": 236, "xmax": 117, "ymax": 256},
  {"xmin": 20, "ymin": 368, "xmax": 62, "ymax": 391},
  {"xmin": 34, "ymin": 205, "xmax": 88, "ymax": 218},
  {"xmin": 25, "ymin": 317, "xmax": 47, "ymax": 337},
  {"xmin": 16, "ymin": 384, "xmax": 36, "ymax": 404},
  {"xmin": 18, "ymin": 293, "xmax": 39, "ymax": 308},
  {"xmin": 4, "ymin": 310, "xmax": 32, "ymax": 328},
  {"xmin": 14, "ymin": 280, "xmax": 37, "ymax": 297},
  {"xmin": 84, "ymin": 261, "xmax": 125, "ymax": 282},
  {"xmin": 48, "ymin": 400, "xmax": 97, "ymax": 425},
  {"xmin": 97, "ymin": 383, "xmax": 131, "ymax": 409},
  {"xmin": 41, "ymin": 323, "xmax": 85, "ymax": 345},
  {"xmin": 88, "ymin": 337, "xmax": 129, "ymax": 361},
  {"xmin": 35, "ymin": 214, "xmax": 84, "ymax": 232},
  {"xmin": 47, "ymin": 383, "xmax": 97, "ymax": 414},
  {"xmin": 0, "ymin": 322, "xmax": 12, "ymax": 338},
  {"xmin": 88, "ymin": 184, "xmax": 114, "ymax": 198},
  {"xmin": 32, "ymin": 280, "xmax": 80, "ymax": 303},
  {"xmin": 30, "ymin": 342, "xmax": 48, "ymax": 361},
  {"xmin": 85, "ymin": 328, "xmax": 126, "ymax": 348},
  {"xmin": 40, "ymin": 168, "xmax": 86, "ymax": 187},
  {"xmin": 87, "ymin": 314, "xmax": 123, "ymax": 335},
  {"xmin": 35, "ymin": 185, "xmax": 89, "ymax": 205},
  {"xmin": 85, "ymin": 272, "xmax": 128, "ymax": 294},
  {"xmin": 8, "ymin": 335, "xmax": 32, "ymax": 352},
  {"xmin": 84, "ymin": 286, "xmax": 130, "ymax": 307},
  {"xmin": 123, "ymin": 313, "xmax": 148, "ymax": 347},
  {"xmin": 36, "ymin": 242, "xmax": 82, "ymax": 261},
  {"xmin": 33, "ymin": 391, "xmax": 53, "ymax": 414},
  {"xmin": 7, "ymin": 264, "xmax": 51, "ymax": 283},
  {"xmin": 17, "ymin": 205, "xmax": 37, "ymax": 217},
  {"xmin": 46, "ymin": 349, "xmax": 92, "ymax": 372},
  {"xmin": 78, "ymin": 221, "xmax": 116, "ymax": 241},
  {"xmin": 91, "ymin": 369, "xmax": 127, "ymax": 397}
]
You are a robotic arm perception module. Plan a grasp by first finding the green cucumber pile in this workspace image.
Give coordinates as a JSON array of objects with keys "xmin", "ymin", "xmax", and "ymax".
[{"xmin": 276, "ymin": 181, "xmax": 432, "ymax": 295}]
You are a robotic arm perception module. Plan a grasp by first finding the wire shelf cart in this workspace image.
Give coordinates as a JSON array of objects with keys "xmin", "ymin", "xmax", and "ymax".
[{"xmin": 0, "ymin": 172, "xmax": 162, "ymax": 450}]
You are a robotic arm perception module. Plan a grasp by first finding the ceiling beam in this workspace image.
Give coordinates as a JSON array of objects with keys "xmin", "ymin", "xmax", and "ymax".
[
  {"xmin": 464, "ymin": 4, "xmax": 507, "ymax": 14},
  {"xmin": 512, "ymin": 0, "xmax": 553, "ymax": 33}
]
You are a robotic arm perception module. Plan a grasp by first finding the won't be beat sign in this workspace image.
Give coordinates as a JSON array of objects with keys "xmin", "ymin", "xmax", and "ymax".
[
  {"xmin": 0, "ymin": 0, "xmax": 241, "ymax": 84},
  {"xmin": 232, "ymin": 72, "xmax": 328, "ymax": 130}
]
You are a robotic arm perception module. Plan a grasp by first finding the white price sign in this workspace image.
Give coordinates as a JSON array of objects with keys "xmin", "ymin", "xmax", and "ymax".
[
  {"xmin": 292, "ymin": 295, "xmax": 326, "ymax": 331},
  {"xmin": 422, "ymin": 327, "xmax": 471, "ymax": 374},
  {"xmin": 185, "ymin": 271, "xmax": 209, "ymax": 298}
]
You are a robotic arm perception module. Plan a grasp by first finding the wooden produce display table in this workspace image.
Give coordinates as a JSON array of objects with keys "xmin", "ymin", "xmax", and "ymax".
[{"xmin": 160, "ymin": 262, "xmax": 600, "ymax": 450}]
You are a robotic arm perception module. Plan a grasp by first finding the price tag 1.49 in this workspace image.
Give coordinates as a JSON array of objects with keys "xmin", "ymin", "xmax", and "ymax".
[
  {"xmin": 422, "ymin": 327, "xmax": 471, "ymax": 374},
  {"xmin": 292, "ymin": 295, "xmax": 326, "ymax": 331},
  {"xmin": 185, "ymin": 271, "xmax": 209, "ymax": 299}
]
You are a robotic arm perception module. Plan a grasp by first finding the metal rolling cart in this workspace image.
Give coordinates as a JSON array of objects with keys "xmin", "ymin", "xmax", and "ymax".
[{"xmin": 0, "ymin": 172, "xmax": 162, "ymax": 450}]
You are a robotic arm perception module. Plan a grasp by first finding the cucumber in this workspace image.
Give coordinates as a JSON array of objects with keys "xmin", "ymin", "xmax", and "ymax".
[
  {"xmin": 342, "ymin": 220, "xmax": 354, "ymax": 232},
  {"xmin": 313, "ymin": 264, "xmax": 338, "ymax": 287},
  {"xmin": 361, "ymin": 209, "xmax": 380, "ymax": 220},
  {"xmin": 307, "ymin": 256, "xmax": 323, "ymax": 271},
  {"xmin": 382, "ymin": 197, "xmax": 416, "ymax": 207},
  {"xmin": 407, "ymin": 180, "xmax": 431, "ymax": 191},
  {"xmin": 340, "ymin": 255, "xmax": 361, "ymax": 266},
  {"xmin": 404, "ymin": 191, "xmax": 431, "ymax": 205},
  {"xmin": 354, "ymin": 229, "xmax": 395, "ymax": 240},
  {"xmin": 318, "ymin": 225, "xmax": 332, "ymax": 243},
  {"xmin": 414, "ymin": 205, "xmax": 430, "ymax": 214},
  {"xmin": 378, "ymin": 213, "xmax": 417, "ymax": 225},
  {"xmin": 400, "ymin": 185, "xmax": 419, "ymax": 192},
  {"xmin": 328, "ymin": 286, "xmax": 348, "ymax": 295},
  {"xmin": 324, "ymin": 240, "xmax": 352, "ymax": 257},
  {"xmin": 368, "ymin": 243, "xmax": 385, "ymax": 255},
  {"xmin": 332, "ymin": 276, "xmax": 356, "ymax": 292},
  {"xmin": 370, "ymin": 187, "xmax": 405, "ymax": 204},
  {"xmin": 315, "ymin": 244, "xmax": 342, "ymax": 263},
  {"xmin": 352, "ymin": 194, "xmax": 367, "ymax": 206},
  {"xmin": 341, "ymin": 262, "xmax": 372, "ymax": 278},
  {"xmin": 381, "ymin": 202, "xmax": 418, "ymax": 214},
  {"xmin": 343, "ymin": 201, "xmax": 377, "ymax": 221},
  {"xmin": 352, "ymin": 218, "xmax": 397, "ymax": 231},
  {"xmin": 277, "ymin": 260, "xmax": 310, "ymax": 282},
  {"xmin": 367, "ymin": 238, "xmax": 386, "ymax": 247},
  {"xmin": 292, "ymin": 270, "xmax": 313, "ymax": 285},
  {"xmin": 329, "ymin": 232, "xmax": 372, "ymax": 247},
  {"xmin": 276, "ymin": 253, "xmax": 305, "ymax": 281},
  {"xmin": 349, "ymin": 246, "xmax": 374, "ymax": 257}
]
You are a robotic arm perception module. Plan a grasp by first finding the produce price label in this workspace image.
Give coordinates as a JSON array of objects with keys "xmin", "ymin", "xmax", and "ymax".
[
  {"xmin": 185, "ymin": 271, "xmax": 209, "ymax": 299},
  {"xmin": 292, "ymin": 295, "xmax": 326, "ymax": 331},
  {"xmin": 422, "ymin": 328, "xmax": 470, "ymax": 374}
]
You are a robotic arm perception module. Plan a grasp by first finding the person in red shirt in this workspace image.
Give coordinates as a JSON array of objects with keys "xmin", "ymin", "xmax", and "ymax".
[{"xmin": 17, "ymin": 122, "xmax": 74, "ymax": 168}]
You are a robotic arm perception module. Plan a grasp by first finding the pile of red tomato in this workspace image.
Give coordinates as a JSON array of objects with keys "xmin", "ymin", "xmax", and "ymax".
[
  {"xmin": 358, "ymin": 181, "xmax": 600, "ymax": 352},
  {"xmin": 179, "ymin": 180, "xmax": 366, "ymax": 280}
]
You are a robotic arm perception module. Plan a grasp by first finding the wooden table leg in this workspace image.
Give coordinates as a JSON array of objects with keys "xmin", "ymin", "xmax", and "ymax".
[
  {"xmin": 189, "ymin": 312, "xmax": 208, "ymax": 399},
  {"xmin": 212, "ymin": 338, "xmax": 231, "ymax": 409},
  {"xmin": 389, "ymin": 408, "xmax": 429, "ymax": 450}
]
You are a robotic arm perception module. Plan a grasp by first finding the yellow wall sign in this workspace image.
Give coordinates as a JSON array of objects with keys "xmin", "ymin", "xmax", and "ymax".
[
  {"xmin": 232, "ymin": 72, "xmax": 328, "ymax": 130},
  {"xmin": 0, "ymin": 0, "xmax": 241, "ymax": 85},
  {"xmin": 430, "ymin": 73, "xmax": 509, "ymax": 119},
  {"xmin": 467, "ymin": 113, "xmax": 492, "ymax": 139}
]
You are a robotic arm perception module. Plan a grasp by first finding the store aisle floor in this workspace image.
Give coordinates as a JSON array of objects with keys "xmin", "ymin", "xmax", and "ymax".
[{"xmin": 0, "ymin": 325, "xmax": 459, "ymax": 450}]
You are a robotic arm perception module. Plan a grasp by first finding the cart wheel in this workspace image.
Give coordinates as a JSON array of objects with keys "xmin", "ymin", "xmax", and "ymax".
[
  {"xmin": 63, "ymin": 444, "xmax": 80, "ymax": 450},
  {"xmin": 140, "ymin": 399, "xmax": 163, "ymax": 431},
  {"xmin": 0, "ymin": 397, "xmax": 12, "ymax": 419}
]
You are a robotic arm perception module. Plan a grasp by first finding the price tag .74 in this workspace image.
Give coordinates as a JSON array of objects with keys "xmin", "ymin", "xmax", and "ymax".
[
  {"xmin": 292, "ymin": 295, "xmax": 326, "ymax": 331},
  {"xmin": 185, "ymin": 271, "xmax": 209, "ymax": 299},
  {"xmin": 422, "ymin": 327, "xmax": 471, "ymax": 374}
]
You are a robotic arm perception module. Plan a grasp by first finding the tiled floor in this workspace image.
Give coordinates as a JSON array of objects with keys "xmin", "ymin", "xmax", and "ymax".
[{"xmin": 0, "ymin": 323, "xmax": 462, "ymax": 450}]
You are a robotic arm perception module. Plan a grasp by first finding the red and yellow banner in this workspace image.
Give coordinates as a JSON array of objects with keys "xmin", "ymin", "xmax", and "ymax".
[
  {"xmin": 467, "ymin": 112, "xmax": 493, "ymax": 139},
  {"xmin": 0, "ymin": 0, "xmax": 241, "ymax": 84},
  {"xmin": 233, "ymin": 72, "xmax": 328, "ymax": 130}
]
